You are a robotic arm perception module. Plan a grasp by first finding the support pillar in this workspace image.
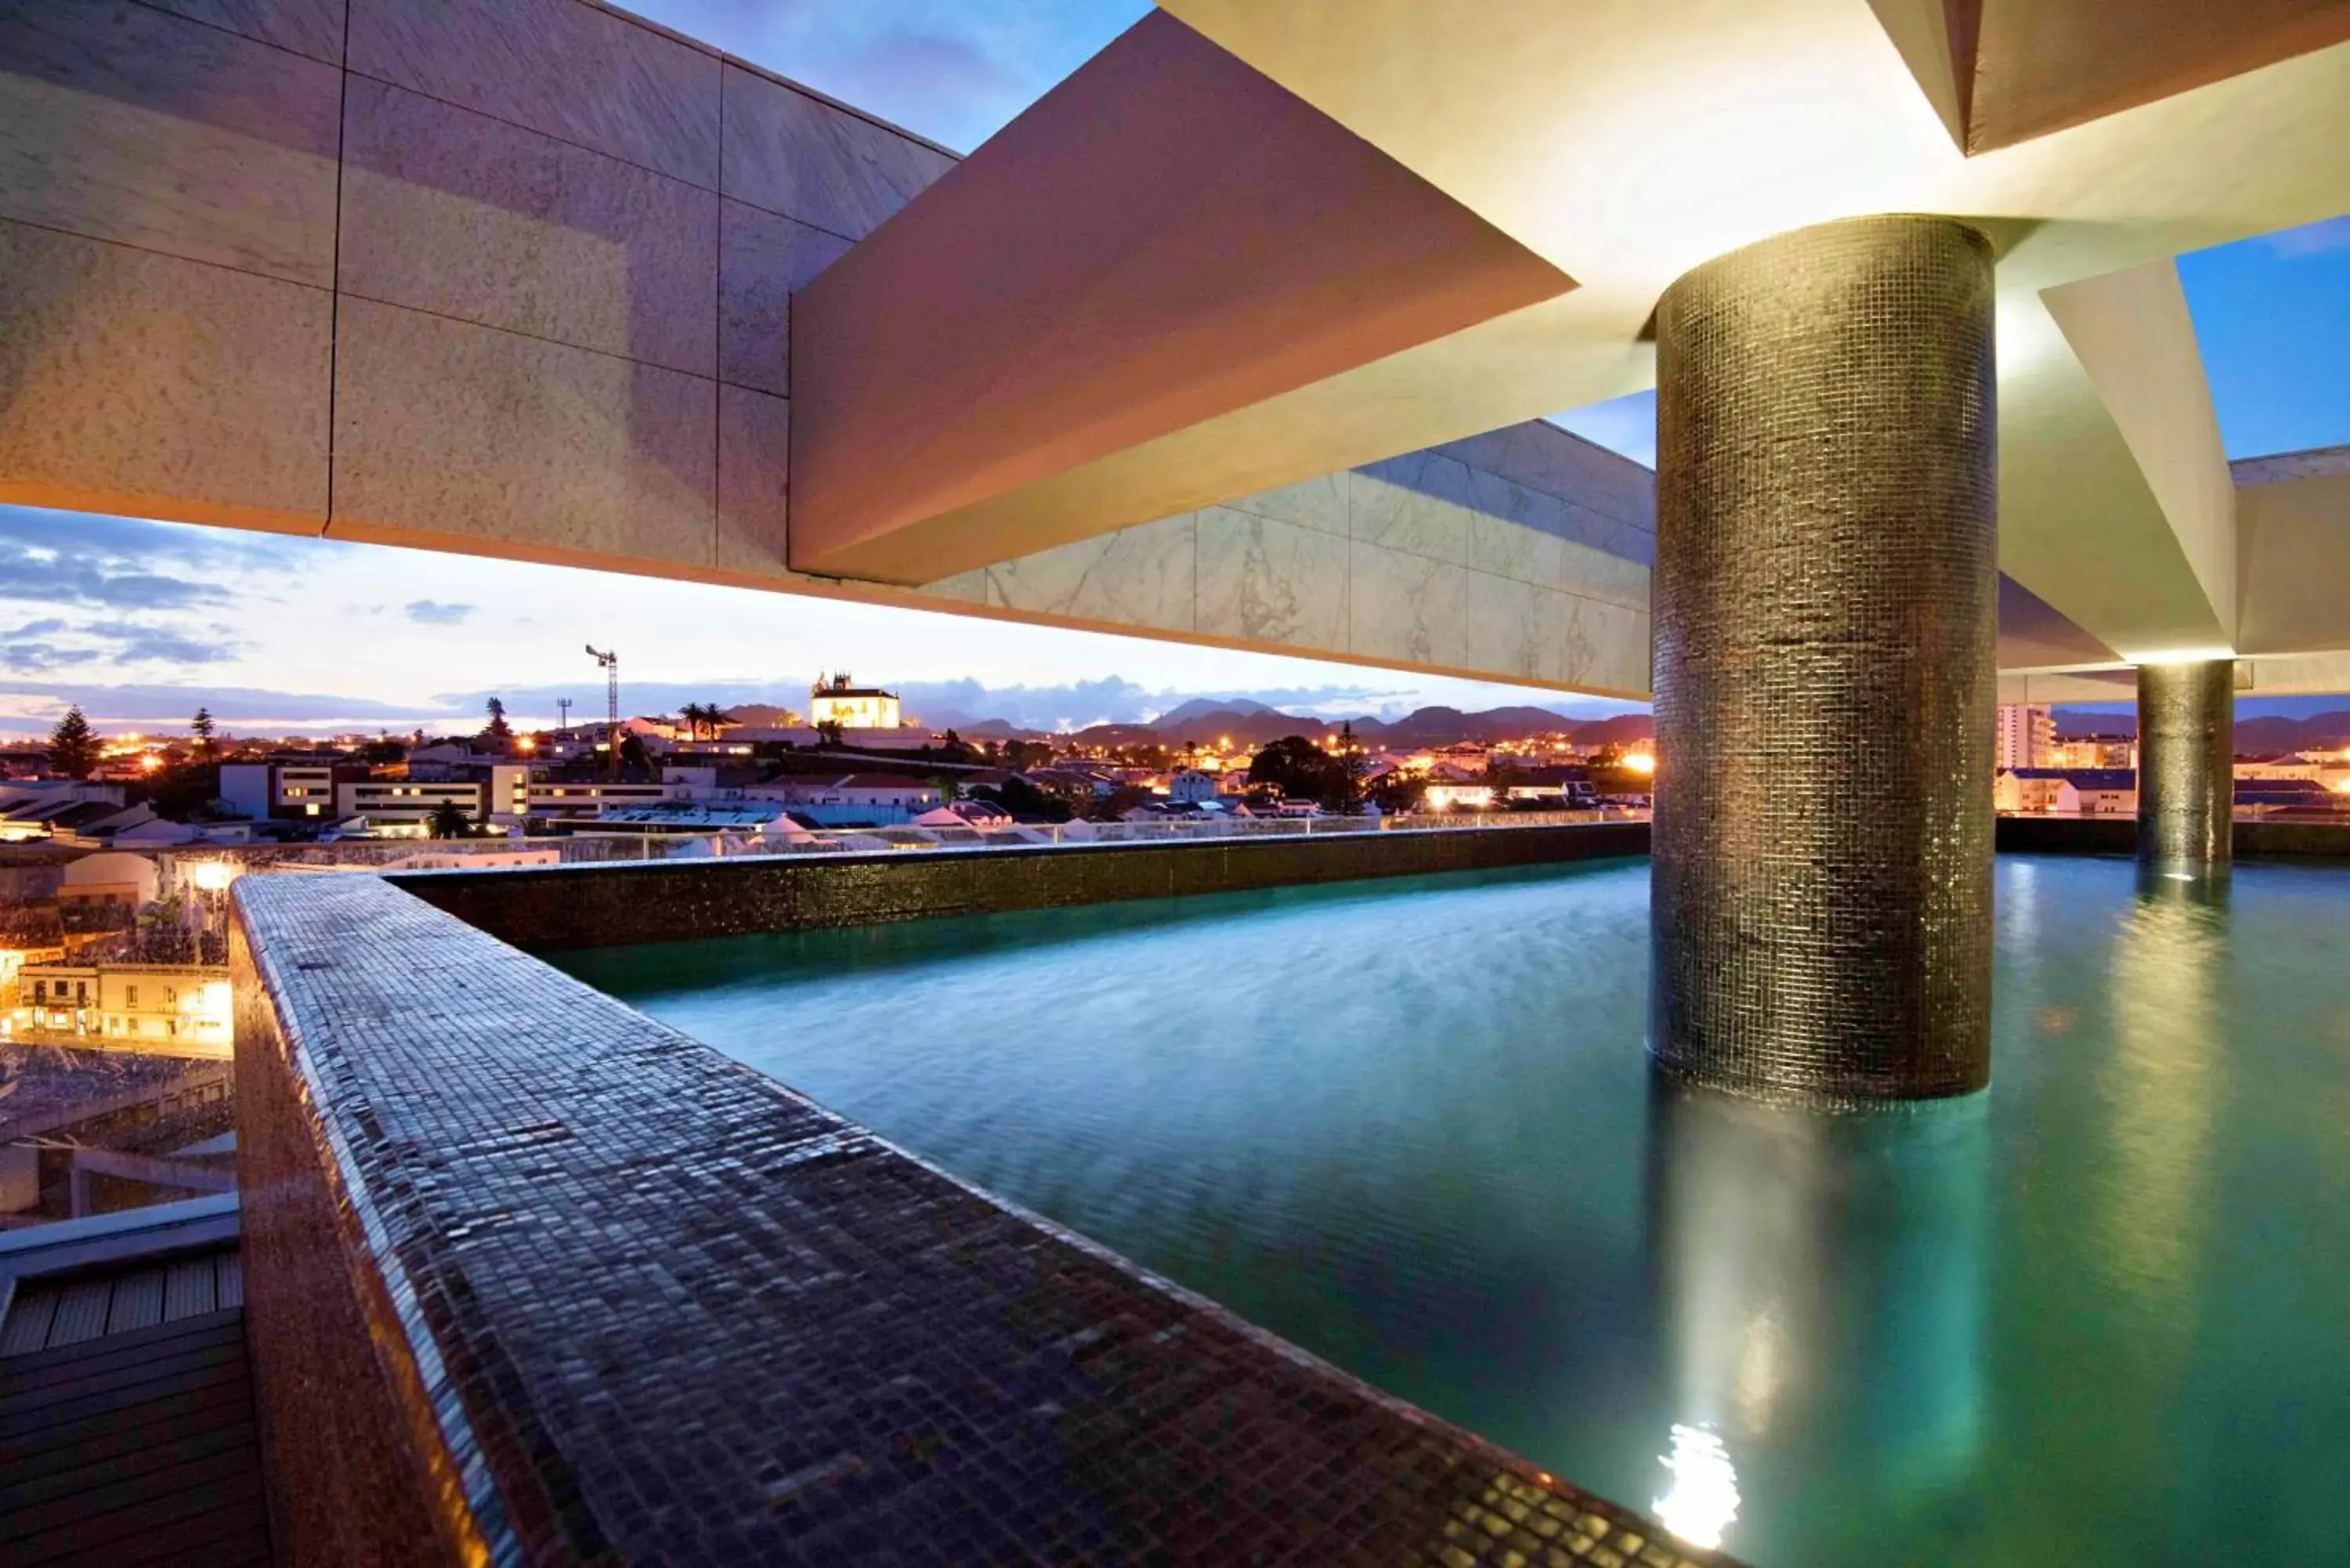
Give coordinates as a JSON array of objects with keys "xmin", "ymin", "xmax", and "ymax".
[
  {"xmin": 1650, "ymin": 215, "xmax": 1997, "ymax": 1102},
  {"xmin": 2135, "ymin": 660, "xmax": 2233, "ymax": 878}
]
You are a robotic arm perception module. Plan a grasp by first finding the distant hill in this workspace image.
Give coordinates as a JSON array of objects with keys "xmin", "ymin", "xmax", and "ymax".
[
  {"xmin": 1055, "ymin": 702, "xmax": 1649, "ymax": 751},
  {"xmin": 2055, "ymin": 706, "xmax": 2350, "ymax": 753}
]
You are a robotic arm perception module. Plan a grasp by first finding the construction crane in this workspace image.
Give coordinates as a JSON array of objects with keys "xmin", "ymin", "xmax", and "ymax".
[{"xmin": 585, "ymin": 645, "xmax": 620, "ymax": 779}]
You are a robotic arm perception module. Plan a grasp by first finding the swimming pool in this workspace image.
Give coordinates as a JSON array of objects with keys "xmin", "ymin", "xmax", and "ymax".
[{"xmin": 559, "ymin": 854, "xmax": 2350, "ymax": 1566}]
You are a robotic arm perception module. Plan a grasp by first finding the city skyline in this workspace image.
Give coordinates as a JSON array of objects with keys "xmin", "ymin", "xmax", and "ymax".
[{"xmin": 1, "ymin": 3, "xmax": 2345, "ymax": 738}]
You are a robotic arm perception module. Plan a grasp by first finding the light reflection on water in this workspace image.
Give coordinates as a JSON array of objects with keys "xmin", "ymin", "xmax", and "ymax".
[{"xmin": 562, "ymin": 856, "xmax": 2350, "ymax": 1566}]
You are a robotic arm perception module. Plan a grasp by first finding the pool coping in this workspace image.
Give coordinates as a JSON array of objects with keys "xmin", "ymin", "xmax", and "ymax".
[{"xmin": 231, "ymin": 829, "xmax": 1730, "ymax": 1566}]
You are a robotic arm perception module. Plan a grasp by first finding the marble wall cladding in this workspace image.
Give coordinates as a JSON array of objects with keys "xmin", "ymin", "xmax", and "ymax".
[
  {"xmin": 349, "ymin": 0, "xmax": 720, "ymax": 188},
  {"xmin": 140, "ymin": 0, "xmax": 346, "ymax": 63},
  {"xmin": 339, "ymin": 78, "xmax": 718, "ymax": 375},
  {"xmin": 718, "ymin": 198, "xmax": 852, "ymax": 394},
  {"xmin": 720, "ymin": 64, "xmax": 956, "ymax": 240},
  {"xmin": 983, "ymin": 514, "xmax": 1196, "ymax": 631},
  {"xmin": 906, "ymin": 422, "xmax": 1656, "ymax": 692},
  {"xmin": 715, "ymin": 383, "xmax": 789, "ymax": 576},
  {"xmin": 0, "ymin": 217, "xmax": 331, "ymax": 528},
  {"xmin": 333, "ymin": 296, "xmax": 715, "ymax": 566},
  {"xmin": 1195, "ymin": 506, "xmax": 1349, "ymax": 652},
  {"xmin": 1437, "ymin": 423, "xmax": 1657, "ymax": 535},
  {"xmin": 0, "ymin": 0, "xmax": 342, "ymax": 285}
]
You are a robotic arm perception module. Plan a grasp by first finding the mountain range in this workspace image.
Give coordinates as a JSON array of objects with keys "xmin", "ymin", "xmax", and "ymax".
[
  {"xmin": 2055, "ymin": 706, "xmax": 2350, "ymax": 752},
  {"xmin": 974, "ymin": 703, "xmax": 1653, "ymax": 750}
]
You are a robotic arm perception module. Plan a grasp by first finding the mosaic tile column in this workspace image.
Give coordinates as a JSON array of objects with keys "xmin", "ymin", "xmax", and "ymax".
[
  {"xmin": 2135, "ymin": 660, "xmax": 2234, "ymax": 878},
  {"xmin": 1650, "ymin": 216, "xmax": 1997, "ymax": 1102}
]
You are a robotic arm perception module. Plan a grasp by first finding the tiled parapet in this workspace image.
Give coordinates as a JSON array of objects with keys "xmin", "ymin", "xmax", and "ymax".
[
  {"xmin": 232, "ymin": 856, "xmax": 1728, "ymax": 1566},
  {"xmin": 397, "ymin": 822, "xmax": 1651, "ymax": 952}
]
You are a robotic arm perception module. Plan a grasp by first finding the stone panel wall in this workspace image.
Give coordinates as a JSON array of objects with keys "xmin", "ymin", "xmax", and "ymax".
[
  {"xmin": 0, "ymin": 0, "xmax": 1658, "ymax": 695},
  {"xmin": 229, "ymin": 862, "xmax": 1723, "ymax": 1566},
  {"xmin": 396, "ymin": 821, "xmax": 1650, "ymax": 952}
]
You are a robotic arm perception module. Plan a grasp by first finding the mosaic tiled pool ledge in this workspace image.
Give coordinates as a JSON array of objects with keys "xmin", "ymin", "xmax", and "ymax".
[
  {"xmin": 231, "ymin": 872, "xmax": 1731, "ymax": 1566},
  {"xmin": 395, "ymin": 820, "xmax": 1654, "ymax": 952}
]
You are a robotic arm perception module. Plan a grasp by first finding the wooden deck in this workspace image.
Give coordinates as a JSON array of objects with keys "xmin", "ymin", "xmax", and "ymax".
[{"xmin": 0, "ymin": 1254, "xmax": 269, "ymax": 1566}]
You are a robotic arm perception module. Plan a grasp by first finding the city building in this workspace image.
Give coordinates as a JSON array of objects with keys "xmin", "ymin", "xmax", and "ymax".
[
  {"xmin": 2042, "ymin": 734, "xmax": 2137, "ymax": 770},
  {"xmin": 219, "ymin": 761, "xmax": 356, "ymax": 821},
  {"xmin": 1994, "ymin": 704, "xmax": 2054, "ymax": 771},
  {"xmin": 754, "ymin": 774, "xmax": 944, "ymax": 826},
  {"xmin": 1994, "ymin": 767, "xmax": 2138, "ymax": 816},
  {"xmin": 10, "ymin": 962, "xmax": 232, "ymax": 1056},
  {"xmin": 809, "ymin": 674, "xmax": 905, "ymax": 730}
]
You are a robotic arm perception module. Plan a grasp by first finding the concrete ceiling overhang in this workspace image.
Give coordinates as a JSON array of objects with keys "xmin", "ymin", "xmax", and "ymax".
[
  {"xmin": 786, "ymin": 11, "xmax": 1575, "ymax": 583},
  {"xmin": 793, "ymin": 0, "xmax": 2350, "ymax": 667}
]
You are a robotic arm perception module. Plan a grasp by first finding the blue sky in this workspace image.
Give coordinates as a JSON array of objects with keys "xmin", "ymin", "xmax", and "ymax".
[{"xmin": 0, "ymin": 2, "xmax": 2343, "ymax": 736}]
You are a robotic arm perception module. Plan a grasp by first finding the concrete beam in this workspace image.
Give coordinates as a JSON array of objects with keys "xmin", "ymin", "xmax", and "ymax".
[
  {"xmin": 2236, "ymin": 446, "xmax": 2350, "ymax": 656},
  {"xmin": 785, "ymin": 13, "xmax": 1574, "ymax": 583},
  {"xmin": 2005, "ymin": 261, "xmax": 2237, "ymax": 660}
]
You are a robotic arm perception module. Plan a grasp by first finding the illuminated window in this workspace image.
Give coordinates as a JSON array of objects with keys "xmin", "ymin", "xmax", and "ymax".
[{"xmin": 126, "ymin": 985, "xmax": 139, "ymax": 1007}]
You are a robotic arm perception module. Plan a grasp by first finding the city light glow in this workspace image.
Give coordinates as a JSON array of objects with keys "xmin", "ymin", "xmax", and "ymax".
[
  {"xmin": 1623, "ymin": 752, "xmax": 1656, "ymax": 775},
  {"xmin": 188, "ymin": 862, "xmax": 236, "ymax": 894},
  {"xmin": 1654, "ymin": 1423, "xmax": 1741, "ymax": 1551}
]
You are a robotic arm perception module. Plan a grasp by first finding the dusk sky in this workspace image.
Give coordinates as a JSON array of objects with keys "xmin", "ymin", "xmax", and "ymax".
[{"xmin": 2, "ymin": 2, "xmax": 2345, "ymax": 738}]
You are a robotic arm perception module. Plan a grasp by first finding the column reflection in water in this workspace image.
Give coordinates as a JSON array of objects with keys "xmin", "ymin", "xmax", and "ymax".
[{"xmin": 1644, "ymin": 1077, "xmax": 1989, "ymax": 1562}]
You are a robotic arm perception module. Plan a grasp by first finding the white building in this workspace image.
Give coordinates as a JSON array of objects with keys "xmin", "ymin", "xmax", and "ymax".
[
  {"xmin": 808, "ymin": 674, "xmax": 904, "ymax": 730},
  {"xmin": 1994, "ymin": 704, "xmax": 2054, "ymax": 771},
  {"xmin": 753, "ymin": 773, "xmax": 942, "ymax": 826}
]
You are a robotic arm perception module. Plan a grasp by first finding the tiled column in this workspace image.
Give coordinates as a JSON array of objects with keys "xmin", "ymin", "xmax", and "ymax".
[
  {"xmin": 2135, "ymin": 660, "xmax": 2233, "ymax": 878},
  {"xmin": 1650, "ymin": 216, "xmax": 1997, "ymax": 1102}
]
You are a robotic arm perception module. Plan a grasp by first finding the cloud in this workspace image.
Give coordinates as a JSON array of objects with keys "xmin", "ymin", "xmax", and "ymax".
[
  {"xmin": 0, "ymin": 681, "xmax": 464, "ymax": 734},
  {"xmin": 0, "ymin": 504, "xmax": 314, "ymax": 614},
  {"xmin": 0, "ymin": 643, "xmax": 103, "ymax": 675},
  {"xmin": 405, "ymin": 600, "xmax": 475, "ymax": 625},
  {"xmin": 5, "ymin": 618, "xmax": 68, "ymax": 638},
  {"xmin": 78, "ymin": 620, "xmax": 240, "ymax": 666}
]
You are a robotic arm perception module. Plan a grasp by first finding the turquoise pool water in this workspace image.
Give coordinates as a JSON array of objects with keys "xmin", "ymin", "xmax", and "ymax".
[{"xmin": 559, "ymin": 855, "xmax": 2350, "ymax": 1566}]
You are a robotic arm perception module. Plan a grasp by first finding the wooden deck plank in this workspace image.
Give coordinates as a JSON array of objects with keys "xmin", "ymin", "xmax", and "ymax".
[
  {"xmin": 1, "ymin": 1386, "xmax": 256, "ymax": 1485},
  {"xmin": 3, "ymin": 1381, "xmax": 256, "ymax": 1480},
  {"xmin": 0, "ymin": 1313, "xmax": 242, "ymax": 1391},
  {"xmin": 0, "ymin": 1463, "xmax": 265, "ymax": 1563},
  {"xmin": 0, "ymin": 1336, "xmax": 244, "ymax": 1414},
  {"xmin": 3, "ymin": 1440, "xmax": 262, "ymax": 1537},
  {"xmin": 43, "ymin": 1278, "xmax": 114, "ymax": 1348},
  {"xmin": 0, "ymin": 1288, "xmax": 59, "ymax": 1355},
  {"xmin": 0, "ymin": 1418, "xmax": 257, "ymax": 1513},
  {"xmin": 105, "ymin": 1266, "xmax": 166, "ymax": 1334},
  {"xmin": 0, "ymin": 1346, "xmax": 246, "ymax": 1436},
  {"xmin": 109, "ymin": 1518, "xmax": 274, "ymax": 1568},
  {"xmin": 161, "ymin": 1257, "xmax": 217, "ymax": 1322}
]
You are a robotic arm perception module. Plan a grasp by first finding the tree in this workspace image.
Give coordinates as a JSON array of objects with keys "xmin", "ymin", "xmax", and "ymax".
[
  {"xmin": 48, "ymin": 706, "xmax": 99, "ymax": 779},
  {"xmin": 482, "ymin": 698, "xmax": 514, "ymax": 750},
  {"xmin": 815, "ymin": 718, "xmax": 844, "ymax": 747},
  {"xmin": 362, "ymin": 733, "xmax": 406, "ymax": 765},
  {"xmin": 427, "ymin": 800, "xmax": 472, "ymax": 839},
  {"xmin": 703, "ymin": 703, "xmax": 736, "ymax": 738},
  {"xmin": 1369, "ymin": 771, "xmax": 1427, "ymax": 815},
  {"xmin": 1003, "ymin": 738, "xmax": 1050, "ymax": 772},
  {"xmin": 1246, "ymin": 735, "xmax": 1347, "ymax": 805},
  {"xmin": 190, "ymin": 706, "xmax": 216, "ymax": 758}
]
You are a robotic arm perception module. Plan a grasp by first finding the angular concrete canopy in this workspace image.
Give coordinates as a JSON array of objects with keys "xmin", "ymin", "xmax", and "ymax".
[
  {"xmin": 786, "ymin": 12, "xmax": 1575, "ymax": 583},
  {"xmin": 790, "ymin": 0, "xmax": 2350, "ymax": 660}
]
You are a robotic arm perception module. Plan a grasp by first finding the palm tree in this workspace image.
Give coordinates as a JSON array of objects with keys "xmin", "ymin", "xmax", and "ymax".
[{"xmin": 677, "ymin": 703, "xmax": 707, "ymax": 741}]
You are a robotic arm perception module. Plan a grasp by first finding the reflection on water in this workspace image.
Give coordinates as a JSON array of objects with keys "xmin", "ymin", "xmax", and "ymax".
[
  {"xmin": 1647, "ymin": 1078, "xmax": 1987, "ymax": 1560},
  {"xmin": 562, "ymin": 856, "xmax": 2350, "ymax": 1567}
]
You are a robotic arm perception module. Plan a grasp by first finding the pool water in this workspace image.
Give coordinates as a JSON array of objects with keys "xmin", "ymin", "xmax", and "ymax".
[{"xmin": 559, "ymin": 855, "xmax": 2350, "ymax": 1566}]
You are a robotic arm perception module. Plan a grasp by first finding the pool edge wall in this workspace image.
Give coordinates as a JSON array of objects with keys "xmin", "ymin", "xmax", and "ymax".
[
  {"xmin": 390, "ymin": 821, "xmax": 1653, "ymax": 952},
  {"xmin": 232, "ymin": 833, "xmax": 1734, "ymax": 1566},
  {"xmin": 1994, "ymin": 816, "xmax": 2350, "ymax": 859}
]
